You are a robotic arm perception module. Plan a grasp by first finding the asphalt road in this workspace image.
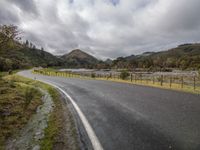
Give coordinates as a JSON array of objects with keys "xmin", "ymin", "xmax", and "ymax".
[{"xmin": 19, "ymin": 70, "xmax": 200, "ymax": 150}]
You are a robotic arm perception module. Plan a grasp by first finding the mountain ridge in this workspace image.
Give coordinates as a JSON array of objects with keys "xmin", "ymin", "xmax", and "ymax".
[
  {"xmin": 1, "ymin": 40, "xmax": 200, "ymax": 71},
  {"xmin": 112, "ymin": 43, "xmax": 200, "ymax": 70},
  {"xmin": 61, "ymin": 49, "xmax": 99, "ymax": 68}
]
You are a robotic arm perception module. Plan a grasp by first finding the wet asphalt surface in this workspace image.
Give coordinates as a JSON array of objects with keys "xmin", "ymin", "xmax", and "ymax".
[{"xmin": 19, "ymin": 70, "xmax": 200, "ymax": 150}]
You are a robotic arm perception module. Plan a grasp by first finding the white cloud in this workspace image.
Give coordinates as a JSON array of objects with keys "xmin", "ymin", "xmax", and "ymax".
[{"xmin": 0, "ymin": 0, "xmax": 200, "ymax": 59}]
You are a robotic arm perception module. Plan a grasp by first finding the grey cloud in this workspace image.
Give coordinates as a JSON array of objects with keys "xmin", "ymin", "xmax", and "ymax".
[
  {"xmin": 8, "ymin": 0, "xmax": 38, "ymax": 15},
  {"xmin": 0, "ymin": 8, "xmax": 19, "ymax": 24},
  {"xmin": 156, "ymin": 0, "xmax": 200, "ymax": 33},
  {"xmin": 0, "ymin": 1, "xmax": 20, "ymax": 24},
  {"xmin": 110, "ymin": 0, "xmax": 120, "ymax": 6},
  {"xmin": 1, "ymin": 0, "xmax": 200, "ymax": 59}
]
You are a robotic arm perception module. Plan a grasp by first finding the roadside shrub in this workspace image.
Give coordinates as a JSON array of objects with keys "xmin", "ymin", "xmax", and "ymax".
[
  {"xmin": 120, "ymin": 70, "xmax": 130, "ymax": 80},
  {"xmin": 0, "ymin": 57, "xmax": 13, "ymax": 71},
  {"xmin": 91, "ymin": 73, "xmax": 96, "ymax": 78},
  {"xmin": 24, "ymin": 87, "xmax": 38, "ymax": 109}
]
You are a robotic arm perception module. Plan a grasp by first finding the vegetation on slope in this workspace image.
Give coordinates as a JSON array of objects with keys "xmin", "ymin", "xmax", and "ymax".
[
  {"xmin": 0, "ymin": 72, "xmax": 80, "ymax": 150},
  {"xmin": 112, "ymin": 43, "xmax": 200, "ymax": 71},
  {"xmin": 0, "ymin": 25, "xmax": 62, "ymax": 72},
  {"xmin": 1, "ymin": 24, "xmax": 200, "ymax": 71}
]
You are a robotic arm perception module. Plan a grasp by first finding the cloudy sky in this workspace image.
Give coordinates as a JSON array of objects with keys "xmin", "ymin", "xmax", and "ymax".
[{"xmin": 0, "ymin": 0, "xmax": 200, "ymax": 59}]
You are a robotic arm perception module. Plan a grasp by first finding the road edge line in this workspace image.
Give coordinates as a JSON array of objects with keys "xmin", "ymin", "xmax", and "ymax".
[{"xmin": 37, "ymin": 80, "xmax": 103, "ymax": 150}]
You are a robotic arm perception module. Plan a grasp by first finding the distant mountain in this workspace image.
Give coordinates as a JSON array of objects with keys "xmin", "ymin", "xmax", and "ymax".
[
  {"xmin": 140, "ymin": 52, "xmax": 155, "ymax": 57},
  {"xmin": 104, "ymin": 58, "xmax": 112, "ymax": 64},
  {"xmin": 61, "ymin": 49, "xmax": 99, "ymax": 68},
  {"xmin": 1, "ymin": 34, "xmax": 200, "ymax": 72},
  {"xmin": 112, "ymin": 43, "xmax": 200, "ymax": 70},
  {"xmin": 124, "ymin": 55, "xmax": 136, "ymax": 61}
]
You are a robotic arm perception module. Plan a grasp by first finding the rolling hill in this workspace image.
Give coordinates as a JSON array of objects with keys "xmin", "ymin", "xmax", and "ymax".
[
  {"xmin": 0, "ymin": 43, "xmax": 62, "ymax": 71},
  {"xmin": 112, "ymin": 43, "xmax": 200, "ymax": 70},
  {"xmin": 61, "ymin": 49, "xmax": 99, "ymax": 68},
  {"xmin": 1, "ymin": 35, "xmax": 200, "ymax": 72}
]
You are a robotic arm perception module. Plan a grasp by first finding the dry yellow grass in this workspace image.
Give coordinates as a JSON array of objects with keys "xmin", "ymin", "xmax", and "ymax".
[{"xmin": 33, "ymin": 70, "xmax": 200, "ymax": 95}]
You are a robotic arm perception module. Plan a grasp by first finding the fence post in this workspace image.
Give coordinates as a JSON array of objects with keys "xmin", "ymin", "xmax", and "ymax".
[
  {"xmin": 153, "ymin": 76, "xmax": 155, "ymax": 84},
  {"xmin": 135, "ymin": 74, "xmax": 136, "ymax": 82},
  {"xmin": 131, "ymin": 74, "xmax": 133, "ymax": 82},
  {"xmin": 160, "ymin": 75, "xmax": 163, "ymax": 86},
  {"xmin": 170, "ymin": 76, "xmax": 172, "ymax": 88},
  {"xmin": 181, "ymin": 76, "xmax": 184, "ymax": 88},
  {"xmin": 194, "ymin": 76, "xmax": 196, "ymax": 90}
]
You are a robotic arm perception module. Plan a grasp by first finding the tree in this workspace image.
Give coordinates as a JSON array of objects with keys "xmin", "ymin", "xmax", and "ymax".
[
  {"xmin": 120, "ymin": 70, "xmax": 130, "ymax": 80},
  {"xmin": 33, "ymin": 45, "xmax": 36, "ymax": 49},
  {"xmin": 0, "ymin": 25, "xmax": 21, "ymax": 48},
  {"xmin": 41, "ymin": 47, "xmax": 45, "ymax": 57},
  {"xmin": 30, "ymin": 42, "xmax": 33, "ymax": 48},
  {"xmin": 0, "ymin": 57, "xmax": 13, "ymax": 71},
  {"xmin": 25, "ymin": 40, "xmax": 29, "ymax": 47}
]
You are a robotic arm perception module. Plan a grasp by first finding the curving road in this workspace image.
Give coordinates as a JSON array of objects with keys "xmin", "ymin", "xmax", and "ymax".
[{"xmin": 19, "ymin": 70, "xmax": 200, "ymax": 150}]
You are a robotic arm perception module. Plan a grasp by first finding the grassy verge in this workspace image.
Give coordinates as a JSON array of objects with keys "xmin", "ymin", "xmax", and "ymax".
[
  {"xmin": 40, "ymin": 85, "xmax": 79, "ymax": 150},
  {"xmin": 98, "ymin": 78, "xmax": 200, "ymax": 94},
  {"xmin": 0, "ymin": 74, "xmax": 42, "ymax": 150},
  {"xmin": 40, "ymin": 86, "xmax": 63, "ymax": 150},
  {"xmin": 16, "ymin": 71, "xmax": 79, "ymax": 150},
  {"xmin": 0, "ymin": 72, "xmax": 79, "ymax": 150}
]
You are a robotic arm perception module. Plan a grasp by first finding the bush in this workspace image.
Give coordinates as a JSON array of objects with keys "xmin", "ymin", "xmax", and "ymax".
[
  {"xmin": 120, "ymin": 70, "xmax": 130, "ymax": 80},
  {"xmin": 24, "ymin": 87, "xmax": 38, "ymax": 109},
  {"xmin": 91, "ymin": 73, "xmax": 96, "ymax": 78},
  {"xmin": 0, "ymin": 57, "xmax": 13, "ymax": 71}
]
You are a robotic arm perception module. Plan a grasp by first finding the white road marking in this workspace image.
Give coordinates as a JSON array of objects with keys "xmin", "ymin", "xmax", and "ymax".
[{"xmin": 36, "ymin": 79, "xmax": 104, "ymax": 150}]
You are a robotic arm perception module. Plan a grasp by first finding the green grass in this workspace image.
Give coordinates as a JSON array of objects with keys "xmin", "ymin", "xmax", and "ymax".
[
  {"xmin": 39, "ymin": 82, "xmax": 79, "ymax": 150},
  {"xmin": 40, "ymin": 87, "xmax": 63, "ymax": 150},
  {"xmin": 4, "ymin": 75, "xmax": 63, "ymax": 150},
  {"xmin": 0, "ymin": 72, "xmax": 79, "ymax": 149},
  {"xmin": 0, "ymin": 74, "xmax": 43, "ymax": 150}
]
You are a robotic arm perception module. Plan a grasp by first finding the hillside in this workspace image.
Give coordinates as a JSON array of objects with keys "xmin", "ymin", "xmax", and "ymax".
[
  {"xmin": 0, "ymin": 44, "xmax": 62, "ymax": 71},
  {"xmin": 0, "ymin": 25, "xmax": 63, "ymax": 71},
  {"xmin": 112, "ymin": 43, "xmax": 200, "ymax": 70},
  {"xmin": 61, "ymin": 49, "xmax": 99, "ymax": 68}
]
